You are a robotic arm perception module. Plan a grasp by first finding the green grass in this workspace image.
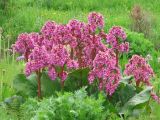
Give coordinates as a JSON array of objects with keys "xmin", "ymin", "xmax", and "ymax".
[
  {"xmin": 1, "ymin": 0, "xmax": 160, "ymax": 44},
  {"xmin": 0, "ymin": 57, "xmax": 24, "ymax": 101}
]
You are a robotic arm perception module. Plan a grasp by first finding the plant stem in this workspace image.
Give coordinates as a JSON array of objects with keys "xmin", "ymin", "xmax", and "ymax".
[
  {"xmin": 60, "ymin": 66, "xmax": 64, "ymax": 89},
  {"xmin": 24, "ymin": 50, "xmax": 29, "ymax": 62},
  {"xmin": 115, "ymin": 38, "xmax": 119, "ymax": 67},
  {"xmin": 77, "ymin": 45, "xmax": 83, "ymax": 87},
  {"xmin": 70, "ymin": 48, "xmax": 74, "ymax": 59},
  {"xmin": 36, "ymin": 70, "xmax": 42, "ymax": 99},
  {"xmin": 115, "ymin": 49, "xmax": 119, "ymax": 67}
]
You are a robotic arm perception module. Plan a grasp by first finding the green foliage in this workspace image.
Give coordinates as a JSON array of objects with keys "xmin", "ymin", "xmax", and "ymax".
[
  {"xmin": 0, "ymin": 83, "xmax": 15, "ymax": 101},
  {"xmin": 120, "ymin": 87, "xmax": 152, "ymax": 117},
  {"xmin": 20, "ymin": 88, "xmax": 110, "ymax": 120},
  {"xmin": 13, "ymin": 72, "xmax": 62, "ymax": 97},
  {"xmin": 65, "ymin": 68, "xmax": 90, "ymax": 91},
  {"xmin": 126, "ymin": 30, "xmax": 154, "ymax": 57},
  {"xmin": 41, "ymin": 71, "xmax": 61, "ymax": 96},
  {"xmin": 110, "ymin": 76, "xmax": 152, "ymax": 119},
  {"xmin": 0, "ymin": 95, "xmax": 24, "ymax": 120},
  {"xmin": 13, "ymin": 74, "xmax": 37, "ymax": 97},
  {"xmin": 0, "ymin": 104, "xmax": 17, "ymax": 120},
  {"xmin": 13, "ymin": 69, "xmax": 91, "ymax": 98}
]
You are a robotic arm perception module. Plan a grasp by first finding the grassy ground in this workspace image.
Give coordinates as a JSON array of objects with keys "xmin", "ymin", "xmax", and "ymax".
[
  {"xmin": 0, "ymin": 0, "xmax": 160, "ymax": 119},
  {"xmin": 1, "ymin": 0, "xmax": 160, "ymax": 44}
]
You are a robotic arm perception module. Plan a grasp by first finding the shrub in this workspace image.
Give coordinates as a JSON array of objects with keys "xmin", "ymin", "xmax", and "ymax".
[{"xmin": 126, "ymin": 30, "xmax": 154, "ymax": 57}]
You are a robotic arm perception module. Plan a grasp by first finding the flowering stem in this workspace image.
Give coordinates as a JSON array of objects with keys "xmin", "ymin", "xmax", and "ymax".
[
  {"xmin": 115, "ymin": 49, "xmax": 119, "ymax": 67},
  {"xmin": 70, "ymin": 48, "xmax": 74, "ymax": 59},
  {"xmin": 115, "ymin": 38, "xmax": 119, "ymax": 67},
  {"xmin": 99, "ymin": 78, "xmax": 103, "ymax": 91},
  {"xmin": 60, "ymin": 66, "xmax": 64, "ymax": 89},
  {"xmin": 24, "ymin": 50, "xmax": 29, "ymax": 62},
  {"xmin": 91, "ymin": 34, "xmax": 96, "ymax": 60},
  {"xmin": 77, "ymin": 45, "xmax": 83, "ymax": 87},
  {"xmin": 36, "ymin": 70, "xmax": 42, "ymax": 99},
  {"xmin": 136, "ymin": 79, "xmax": 141, "ymax": 86}
]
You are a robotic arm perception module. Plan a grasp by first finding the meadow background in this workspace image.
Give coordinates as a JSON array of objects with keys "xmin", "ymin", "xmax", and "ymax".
[{"xmin": 1, "ymin": 0, "xmax": 160, "ymax": 119}]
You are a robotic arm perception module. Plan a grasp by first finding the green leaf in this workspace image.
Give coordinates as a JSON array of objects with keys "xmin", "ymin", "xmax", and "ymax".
[
  {"xmin": 64, "ymin": 68, "xmax": 90, "ymax": 91},
  {"xmin": 110, "ymin": 82, "xmax": 136, "ymax": 108},
  {"xmin": 13, "ymin": 74, "xmax": 37, "ymax": 97},
  {"xmin": 119, "ymin": 84, "xmax": 136, "ymax": 105},
  {"xmin": 41, "ymin": 71, "xmax": 61, "ymax": 96},
  {"xmin": 119, "ymin": 86, "xmax": 152, "ymax": 116},
  {"xmin": 120, "ymin": 76, "xmax": 133, "ymax": 84}
]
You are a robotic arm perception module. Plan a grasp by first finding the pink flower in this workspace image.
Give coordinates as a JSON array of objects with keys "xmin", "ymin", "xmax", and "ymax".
[
  {"xmin": 109, "ymin": 26, "xmax": 126, "ymax": 40},
  {"xmin": 14, "ymin": 33, "xmax": 34, "ymax": 54},
  {"xmin": 106, "ymin": 33, "xmax": 118, "ymax": 49},
  {"xmin": 48, "ymin": 66, "xmax": 57, "ymax": 80},
  {"xmin": 25, "ymin": 46, "xmax": 49, "ymax": 76},
  {"xmin": 151, "ymin": 92, "xmax": 160, "ymax": 104},
  {"xmin": 66, "ymin": 60, "xmax": 79, "ymax": 69},
  {"xmin": 88, "ymin": 12, "xmax": 104, "ymax": 31},
  {"xmin": 88, "ymin": 49, "xmax": 121, "ymax": 95},
  {"xmin": 56, "ymin": 24, "xmax": 74, "ymax": 45},
  {"xmin": 106, "ymin": 26, "xmax": 129, "ymax": 54},
  {"xmin": 119, "ymin": 42, "xmax": 129, "ymax": 53},
  {"xmin": 41, "ymin": 21, "xmax": 57, "ymax": 39},
  {"xmin": 68, "ymin": 19, "xmax": 86, "ymax": 39},
  {"xmin": 49, "ymin": 45, "xmax": 69, "ymax": 67},
  {"xmin": 13, "ymin": 12, "xmax": 129, "ymax": 90},
  {"xmin": 124, "ymin": 55, "xmax": 154, "ymax": 86},
  {"xmin": 59, "ymin": 71, "xmax": 68, "ymax": 82},
  {"xmin": 88, "ymin": 71, "xmax": 96, "ymax": 84}
]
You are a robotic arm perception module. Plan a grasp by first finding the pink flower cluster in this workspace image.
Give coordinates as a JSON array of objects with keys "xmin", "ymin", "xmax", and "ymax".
[
  {"xmin": 88, "ymin": 49, "xmax": 121, "ymax": 95},
  {"xmin": 13, "ymin": 12, "xmax": 160, "ymax": 102},
  {"xmin": 14, "ymin": 33, "xmax": 34, "ymax": 54},
  {"xmin": 88, "ymin": 12, "xmax": 104, "ymax": 31},
  {"xmin": 106, "ymin": 26, "xmax": 129, "ymax": 53},
  {"xmin": 124, "ymin": 55, "xmax": 160, "ymax": 103},
  {"xmin": 25, "ymin": 46, "xmax": 49, "ymax": 76},
  {"xmin": 151, "ymin": 92, "xmax": 160, "ymax": 104},
  {"xmin": 13, "ymin": 12, "xmax": 127, "ymax": 95},
  {"xmin": 13, "ymin": 12, "xmax": 106, "ymax": 82},
  {"xmin": 124, "ymin": 55, "xmax": 154, "ymax": 86}
]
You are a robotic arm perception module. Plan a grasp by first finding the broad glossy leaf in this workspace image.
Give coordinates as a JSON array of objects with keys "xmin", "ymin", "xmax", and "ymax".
[
  {"xmin": 13, "ymin": 74, "xmax": 37, "ymax": 97},
  {"xmin": 64, "ymin": 68, "xmax": 90, "ymax": 91},
  {"xmin": 41, "ymin": 71, "xmax": 61, "ymax": 96},
  {"xmin": 119, "ymin": 86, "xmax": 152, "ymax": 115}
]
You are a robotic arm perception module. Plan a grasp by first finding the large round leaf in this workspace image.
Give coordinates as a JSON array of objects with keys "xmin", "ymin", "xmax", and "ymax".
[
  {"xmin": 119, "ymin": 86, "xmax": 152, "ymax": 116},
  {"xmin": 13, "ymin": 74, "xmax": 37, "ymax": 97}
]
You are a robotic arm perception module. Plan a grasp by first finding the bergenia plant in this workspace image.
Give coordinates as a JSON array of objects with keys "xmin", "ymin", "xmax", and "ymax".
[
  {"xmin": 12, "ymin": 12, "xmax": 159, "ymax": 102},
  {"xmin": 106, "ymin": 26, "xmax": 129, "ymax": 66},
  {"xmin": 124, "ymin": 55, "xmax": 160, "ymax": 103}
]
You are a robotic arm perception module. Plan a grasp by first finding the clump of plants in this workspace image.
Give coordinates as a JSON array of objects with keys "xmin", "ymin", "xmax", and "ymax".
[
  {"xmin": 126, "ymin": 30, "xmax": 154, "ymax": 57},
  {"xmin": 11, "ymin": 12, "xmax": 160, "ymax": 118},
  {"xmin": 20, "ymin": 88, "xmax": 111, "ymax": 120}
]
